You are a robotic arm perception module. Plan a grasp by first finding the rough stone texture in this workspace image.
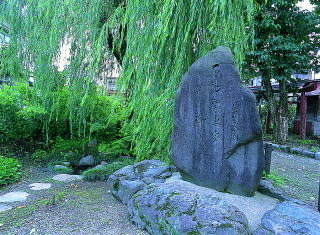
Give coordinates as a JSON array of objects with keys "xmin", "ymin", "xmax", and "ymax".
[
  {"xmin": 52, "ymin": 174, "xmax": 84, "ymax": 182},
  {"xmin": 0, "ymin": 192, "xmax": 29, "ymax": 203},
  {"xmin": 258, "ymin": 179, "xmax": 292, "ymax": 201},
  {"xmin": 107, "ymin": 160, "xmax": 175, "ymax": 205},
  {"xmin": 253, "ymin": 201, "xmax": 320, "ymax": 235},
  {"xmin": 315, "ymin": 152, "xmax": 320, "ymax": 160},
  {"xmin": 28, "ymin": 183, "xmax": 52, "ymax": 191},
  {"xmin": 79, "ymin": 155, "xmax": 95, "ymax": 166},
  {"xmin": 128, "ymin": 182, "xmax": 250, "ymax": 235},
  {"xmin": 172, "ymin": 46, "xmax": 264, "ymax": 196},
  {"xmin": 164, "ymin": 176, "xmax": 278, "ymax": 232}
]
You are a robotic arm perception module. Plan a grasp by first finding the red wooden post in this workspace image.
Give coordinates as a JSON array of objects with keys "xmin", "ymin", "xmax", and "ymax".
[{"xmin": 300, "ymin": 92, "xmax": 307, "ymax": 139}]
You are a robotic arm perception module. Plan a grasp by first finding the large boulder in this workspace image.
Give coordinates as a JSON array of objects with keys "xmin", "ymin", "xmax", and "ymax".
[
  {"xmin": 253, "ymin": 201, "xmax": 320, "ymax": 235},
  {"xmin": 128, "ymin": 182, "xmax": 250, "ymax": 235},
  {"xmin": 107, "ymin": 160, "xmax": 176, "ymax": 204},
  {"xmin": 172, "ymin": 46, "xmax": 264, "ymax": 196}
]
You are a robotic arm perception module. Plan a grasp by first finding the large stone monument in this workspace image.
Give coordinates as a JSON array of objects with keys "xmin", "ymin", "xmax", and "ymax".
[{"xmin": 172, "ymin": 46, "xmax": 264, "ymax": 196}]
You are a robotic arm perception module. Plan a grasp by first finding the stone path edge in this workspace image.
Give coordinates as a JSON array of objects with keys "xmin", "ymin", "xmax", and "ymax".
[{"xmin": 264, "ymin": 142, "xmax": 320, "ymax": 160}]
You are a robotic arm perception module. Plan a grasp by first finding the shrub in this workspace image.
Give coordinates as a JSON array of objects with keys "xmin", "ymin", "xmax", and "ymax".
[
  {"xmin": 51, "ymin": 137, "xmax": 86, "ymax": 154},
  {"xmin": 82, "ymin": 158, "xmax": 135, "ymax": 181},
  {"xmin": 0, "ymin": 84, "xmax": 42, "ymax": 143},
  {"xmin": 98, "ymin": 138, "xmax": 131, "ymax": 157},
  {"xmin": 31, "ymin": 150, "xmax": 50, "ymax": 164},
  {"xmin": 0, "ymin": 157, "xmax": 22, "ymax": 186}
]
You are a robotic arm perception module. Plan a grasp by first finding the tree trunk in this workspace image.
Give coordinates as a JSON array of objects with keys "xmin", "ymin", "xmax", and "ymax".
[
  {"xmin": 262, "ymin": 76, "xmax": 289, "ymax": 143},
  {"xmin": 273, "ymin": 80, "xmax": 288, "ymax": 143}
]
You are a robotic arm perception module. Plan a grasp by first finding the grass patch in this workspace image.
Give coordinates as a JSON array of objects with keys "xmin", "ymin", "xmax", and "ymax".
[{"xmin": 263, "ymin": 172, "xmax": 288, "ymax": 186}]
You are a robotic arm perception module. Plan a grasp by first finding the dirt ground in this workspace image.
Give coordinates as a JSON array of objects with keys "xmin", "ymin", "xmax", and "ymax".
[
  {"xmin": 270, "ymin": 150, "xmax": 320, "ymax": 210},
  {"xmin": 0, "ymin": 167, "xmax": 147, "ymax": 235}
]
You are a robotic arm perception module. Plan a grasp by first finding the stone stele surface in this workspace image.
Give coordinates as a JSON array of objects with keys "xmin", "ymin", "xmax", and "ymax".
[{"xmin": 172, "ymin": 46, "xmax": 264, "ymax": 196}]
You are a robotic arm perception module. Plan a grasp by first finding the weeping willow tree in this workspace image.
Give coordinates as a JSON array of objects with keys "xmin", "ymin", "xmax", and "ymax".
[{"xmin": 1, "ymin": 0, "xmax": 258, "ymax": 161}]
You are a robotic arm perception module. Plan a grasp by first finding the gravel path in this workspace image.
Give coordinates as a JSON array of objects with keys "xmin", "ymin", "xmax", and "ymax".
[
  {"xmin": 271, "ymin": 150, "xmax": 320, "ymax": 210},
  {"xmin": 0, "ymin": 167, "xmax": 147, "ymax": 235}
]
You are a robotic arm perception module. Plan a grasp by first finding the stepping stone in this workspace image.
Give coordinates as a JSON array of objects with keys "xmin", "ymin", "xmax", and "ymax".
[
  {"xmin": 0, "ymin": 192, "xmax": 29, "ymax": 203},
  {"xmin": 28, "ymin": 183, "xmax": 52, "ymax": 191},
  {"xmin": 52, "ymin": 174, "xmax": 83, "ymax": 182},
  {"xmin": 0, "ymin": 204, "xmax": 13, "ymax": 212}
]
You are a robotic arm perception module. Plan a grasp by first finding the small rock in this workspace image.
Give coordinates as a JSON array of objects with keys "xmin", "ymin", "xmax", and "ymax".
[
  {"xmin": 79, "ymin": 155, "xmax": 95, "ymax": 166},
  {"xmin": 0, "ymin": 192, "xmax": 29, "ymax": 203},
  {"xmin": 94, "ymin": 164, "xmax": 106, "ymax": 169},
  {"xmin": 28, "ymin": 183, "xmax": 52, "ymax": 191},
  {"xmin": 100, "ymin": 161, "xmax": 108, "ymax": 165},
  {"xmin": 301, "ymin": 150, "xmax": 315, "ymax": 158},
  {"xmin": 54, "ymin": 165, "xmax": 69, "ymax": 170},
  {"xmin": 258, "ymin": 179, "xmax": 292, "ymax": 201},
  {"xmin": 290, "ymin": 148, "xmax": 302, "ymax": 154},
  {"xmin": 279, "ymin": 145, "xmax": 290, "ymax": 153},
  {"xmin": 62, "ymin": 162, "xmax": 71, "ymax": 167},
  {"xmin": 87, "ymin": 138, "xmax": 98, "ymax": 148},
  {"xmin": 0, "ymin": 204, "xmax": 13, "ymax": 212},
  {"xmin": 52, "ymin": 174, "xmax": 84, "ymax": 182},
  {"xmin": 314, "ymin": 152, "xmax": 320, "ymax": 160},
  {"xmin": 119, "ymin": 155, "xmax": 134, "ymax": 160}
]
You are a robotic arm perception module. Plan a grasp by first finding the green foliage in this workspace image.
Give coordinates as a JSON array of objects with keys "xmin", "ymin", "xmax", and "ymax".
[
  {"xmin": 263, "ymin": 172, "xmax": 287, "ymax": 186},
  {"xmin": 0, "ymin": 157, "xmax": 21, "ymax": 186},
  {"xmin": 120, "ymin": 0, "xmax": 256, "ymax": 161},
  {"xmin": 51, "ymin": 138, "xmax": 86, "ymax": 155},
  {"xmin": 0, "ymin": 83, "xmax": 44, "ymax": 143},
  {"xmin": 98, "ymin": 138, "xmax": 130, "ymax": 157},
  {"xmin": 297, "ymin": 139, "xmax": 317, "ymax": 146},
  {"xmin": 31, "ymin": 150, "xmax": 50, "ymax": 164},
  {"xmin": 245, "ymin": 0, "xmax": 320, "ymax": 80},
  {"xmin": 82, "ymin": 158, "xmax": 134, "ymax": 181},
  {"xmin": 245, "ymin": 0, "xmax": 320, "ymax": 142},
  {"xmin": 0, "ymin": 0, "xmax": 257, "ymax": 162}
]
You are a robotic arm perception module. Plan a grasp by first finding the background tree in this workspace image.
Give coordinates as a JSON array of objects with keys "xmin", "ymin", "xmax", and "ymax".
[{"xmin": 245, "ymin": 0, "xmax": 320, "ymax": 142}]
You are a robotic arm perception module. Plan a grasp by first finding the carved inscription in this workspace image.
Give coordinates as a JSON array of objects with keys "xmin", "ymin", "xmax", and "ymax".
[
  {"xmin": 231, "ymin": 102, "xmax": 240, "ymax": 141},
  {"xmin": 211, "ymin": 68, "xmax": 222, "ymax": 142}
]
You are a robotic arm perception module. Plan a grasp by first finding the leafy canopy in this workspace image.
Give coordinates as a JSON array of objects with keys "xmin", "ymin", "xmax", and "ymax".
[{"xmin": 1, "ymin": 0, "xmax": 257, "ymax": 161}]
